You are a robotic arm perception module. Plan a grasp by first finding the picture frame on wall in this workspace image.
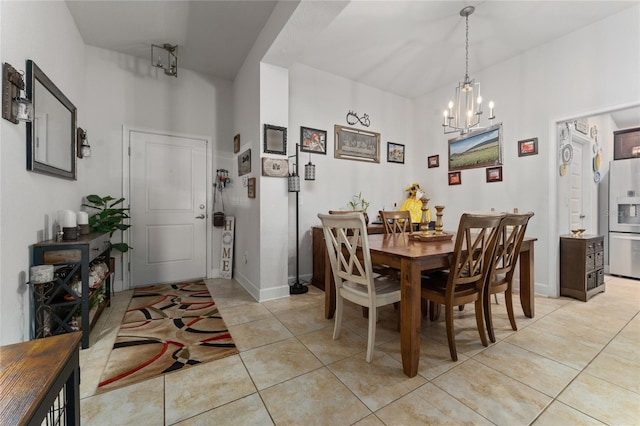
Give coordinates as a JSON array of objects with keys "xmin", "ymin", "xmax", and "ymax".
[
  {"xmin": 518, "ymin": 137, "xmax": 538, "ymax": 157},
  {"xmin": 300, "ymin": 126, "xmax": 327, "ymax": 154},
  {"xmin": 448, "ymin": 171, "xmax": 461, "ymax": 185},
  {"xmin": 261, "ymin": 157, "xmax": 289, "ymax": 177},
  {"xmin": 238, "ymin": 149, "xmax": 251, "ymax": 176},
  {"xmin": 233, "ymin": 133, "xmax": 240, "ymax": 153},
  {"xmin": 448, "ymin": 123, "xmax": 503, "ymax": 171},
  {"xmin": 428, "ymin": 155, "xmax": 439, "ymax": 168},
  {"xmin": 247, "ymin": 177, "xmax": 256, "ymax": 198},
  {"xmin": 387, "ymin": 142, "xmax": 405, "ymax": 164},
  {"xmin": 264, "ymin": 124, "xmax": 287, "ymax": 155},
  {"xmin": 334, "ymin": 125, "xmax": 380, "ymax": 163},
  {"xmin": 486, "ymin": 166, "xmax": 503, "ymax": 183}
]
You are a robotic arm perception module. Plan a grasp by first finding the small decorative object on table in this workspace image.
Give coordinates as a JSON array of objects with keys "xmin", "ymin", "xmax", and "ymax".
[
  {"xmin": 435, "ymin": 205, "xmax": 445, "ymax": 235},
  {"xmin": 419, "ymin": 197, "xmax": 431, "ymax": 231}
]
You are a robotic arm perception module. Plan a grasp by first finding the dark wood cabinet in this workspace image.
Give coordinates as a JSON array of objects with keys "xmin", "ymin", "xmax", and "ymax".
[
  {"xmin": 311, "ymin": 224, "xmax": 384, "ymax": 291},
  {"xmin": 32, "ymin": 232, "xmax": 112, "ymax": 349},
  {"xmin": 560, "ymin": 235, "xmax": 605, "ymax": 301}
]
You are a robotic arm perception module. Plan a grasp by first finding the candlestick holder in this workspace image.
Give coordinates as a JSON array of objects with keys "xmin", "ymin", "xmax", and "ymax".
[
  {"xmin": 435, "ymin": 205, "xmax": 445, "ymax": 235},
  {"xmin": 420, "ymin": 197, "xmax": 430, "ymax": 232}
]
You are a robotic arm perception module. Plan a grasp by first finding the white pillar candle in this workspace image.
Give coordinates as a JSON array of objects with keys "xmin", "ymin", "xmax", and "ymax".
[
  {"xmin": 62, "ymin": 210, "xmax": 76, "ymax": 228},
  {"xmin": 77, "ymin": 211, "xmax": 89, "ymax": 225}
]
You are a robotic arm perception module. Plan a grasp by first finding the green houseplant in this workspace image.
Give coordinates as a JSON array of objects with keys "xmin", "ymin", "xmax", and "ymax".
[
  {"xmin": 347, "ymin": 192, "xmax": 371, "ymax": 224},
  {"xmin": 82, "ymin": 194, "xmax": 132, "ymax": 253}
]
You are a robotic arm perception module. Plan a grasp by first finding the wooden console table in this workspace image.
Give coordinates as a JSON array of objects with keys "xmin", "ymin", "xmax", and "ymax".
[
  {"xmin": 32, "ymin": 232, "xmax": 112, "ymax": 349},
  {"xmin": 0, "ymin": 332, "xmax": 81, "ymax": 425}
]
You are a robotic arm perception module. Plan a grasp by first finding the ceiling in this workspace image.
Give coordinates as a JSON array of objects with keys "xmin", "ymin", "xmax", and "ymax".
[{"xmin": 66, "ymin": 0, "xmax": 639, "ymax": 126}]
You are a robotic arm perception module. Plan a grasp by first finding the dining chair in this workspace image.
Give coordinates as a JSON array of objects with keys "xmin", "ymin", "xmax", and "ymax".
[
  {"xmin": 379, "ymin": 210, "xmax": 412, "ymax": 235},
  {"xmin": 420, "ymin": 212, "xmax": 506, "ymax": 361},
  {"xmin": 318, "ymin": 212, "xmax": 401, "ymax": 362},
  {"xmin": 484, "ymin": 212, "xmax": 534, "ymax": 343}
]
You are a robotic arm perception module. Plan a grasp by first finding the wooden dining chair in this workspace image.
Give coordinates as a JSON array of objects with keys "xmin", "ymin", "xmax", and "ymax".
[
  {"xmin": 420, "ymin": 212, "xmax": 506, "ymax": 361},
  {"xmin": 379, "ymin": 210, "xmax": 412, "ymax": 235},
  {"xmin": 484, "ymin": 212, "xmax": 534, "ymax": 343},
  {"xmin": 317, "ymin": 212, "xmax": 401, "ymax": 362}
]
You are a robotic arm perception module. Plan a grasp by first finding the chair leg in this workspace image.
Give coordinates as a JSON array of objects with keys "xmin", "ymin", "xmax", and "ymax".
[
  {"xmin": 366, "ymin": 305, "xmax": 377, "ymax": 362},
  {"xmin": 333, "ymin": 295, "xmax": 344, "ymax": 340},
  {"xmin": 458, "ymin": 305, "xmax": 465, "ymax": 311},
  {"xmin": 484, "ymin": 290, "xmax": 496, "ymax": 343},
  {"xmin": 445, "ymin": 304, "xmax": 457, "ymax": 361},
  {"xmin": 505, "ymin": 289, "xmax": 517, "ymax": 331},
  {"xmin": 475, "ymin": 297, "xmax": 488, "ymax": 347},
  {"xmin": 494, "ymin": 293, "xmax": 499, "ymax": 304},
  {"xmin": 429, "ymin": 301, "xmax": 441, "ymax": 321}
]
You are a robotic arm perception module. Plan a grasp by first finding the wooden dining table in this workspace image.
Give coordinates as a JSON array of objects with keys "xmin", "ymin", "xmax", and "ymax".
[{"xmin": 322, "ymin": 232, "xmax": 537, "ymax": 378}]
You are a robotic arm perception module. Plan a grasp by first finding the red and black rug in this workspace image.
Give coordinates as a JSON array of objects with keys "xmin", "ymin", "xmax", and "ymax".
[{"xmin": 97, "ymin": 280, "xmax": 237, "ymax": 393}]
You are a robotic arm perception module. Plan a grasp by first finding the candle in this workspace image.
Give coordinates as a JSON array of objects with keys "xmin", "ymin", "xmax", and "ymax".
[
  {"xmin": 62, "ymin": 210, "xmax": 76, "ymax": 228},
  {"xmin": 77, "ymin": 211, "xmax": 89, "ymax": 225}
]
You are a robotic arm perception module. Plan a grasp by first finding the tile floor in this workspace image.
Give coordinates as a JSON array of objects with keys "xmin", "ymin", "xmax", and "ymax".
[{"xmin": 79, "ymin": 275, "xmax": 639, "ymax": 425}]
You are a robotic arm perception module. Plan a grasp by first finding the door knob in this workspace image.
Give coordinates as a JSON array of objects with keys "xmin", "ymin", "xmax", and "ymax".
[{"xmin": 195, "ymin": 214, "xmax": 205, "ymax": 219}]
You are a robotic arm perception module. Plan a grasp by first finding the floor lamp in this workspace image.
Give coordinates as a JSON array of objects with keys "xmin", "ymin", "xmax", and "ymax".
[{"xmin": 288, "ymin": 143, "xmax": 316, "ymax": 295}]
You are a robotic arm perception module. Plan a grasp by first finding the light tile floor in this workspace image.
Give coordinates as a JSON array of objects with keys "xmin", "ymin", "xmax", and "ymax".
[{"xmin": 79, "ymin": 275, "xmax": 639, "ymax": 425}]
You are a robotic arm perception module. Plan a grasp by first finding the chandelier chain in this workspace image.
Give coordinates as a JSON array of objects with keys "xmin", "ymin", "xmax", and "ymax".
[{"xmin": 465, "ymin": 13, "xmax": 469, "ymax": 81}]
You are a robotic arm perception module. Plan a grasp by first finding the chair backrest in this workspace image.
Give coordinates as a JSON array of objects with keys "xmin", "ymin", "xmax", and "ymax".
[
  {"xmin": 379, "ymin": 210, "xmax": 412, "ymax": 235},
  {"xmin": 492, "ymin": 212, "xmax": 535, "ymax": 281},
  {"xmin": 447, "ymin": 213, "xmax": 506, "ymax": 292},
  {"xmin": 317, "ymin": 212, "xmax": 374, "ymax": 293}
]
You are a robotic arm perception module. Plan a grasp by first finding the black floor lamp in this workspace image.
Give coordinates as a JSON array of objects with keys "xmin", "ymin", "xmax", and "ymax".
[{"xmin": 288, "ymin": 143, "xmax": 316, "ymax": 295}]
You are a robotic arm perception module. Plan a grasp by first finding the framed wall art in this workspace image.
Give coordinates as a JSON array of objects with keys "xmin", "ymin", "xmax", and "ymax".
[
  {"xmin": 448, "ymin": 171, "xmax": 461, "ymax": 185},
  {"xmin": 387, "ymin": 142, "xmax": 404, "ymax": 164},
  {"xmin": 247, "ymin": 177, "xmax": 256, "ymax": 198},
  {"xmin": 264, "ymin": 124, "xmax": 287, "ymax": 155},
  {"xmin": 448, "ymin": 123, "xmax": 503, "ymax": 171},
  {"xmin": 261, "ymin": 157, "xmax": 288, "ymax": 177},
  {"xmin": 334, "ymin": 125, "xmax": 380, "ymax": 163},
  {"xmin": 518, "ymin": 137, "xmax": 538, "ymax": 157},
  {"xmin": 486, "ymin": 166, "xmax": 503, "ymax": 183},
  {"xmin": 238, "ymin": 148, "xmax": 251, "ymax": 176},
  {"xmin": 234, "ymin": 133, "xmax": 240, "ymax": 153},
  {"xmin": 428, "ymin": 155, "xmax": 439, "ymax": 168},
  {"xmin": 300, "ymin": 126, "xmax": 327, "ymax": 154}
]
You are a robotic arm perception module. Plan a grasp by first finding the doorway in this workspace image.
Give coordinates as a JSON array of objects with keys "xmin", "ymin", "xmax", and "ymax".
[{"xmin": 125, "ymin": 129, "xmax": 210, "ymax": 288}]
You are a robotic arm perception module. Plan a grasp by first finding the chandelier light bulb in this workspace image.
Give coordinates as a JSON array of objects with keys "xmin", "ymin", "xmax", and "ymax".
[
  {"xmin": 448, "ymin": 101, "xmax": 454, "ymax": 110},
  {"xmin": 477, "ymin": 96, "xmax": 482, "ymax": 104}
]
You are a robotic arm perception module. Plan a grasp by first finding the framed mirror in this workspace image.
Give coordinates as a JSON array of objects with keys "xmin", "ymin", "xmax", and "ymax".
[{"xmin": 26, "ymin": 60, "xmax": 77, "ymax": 180}]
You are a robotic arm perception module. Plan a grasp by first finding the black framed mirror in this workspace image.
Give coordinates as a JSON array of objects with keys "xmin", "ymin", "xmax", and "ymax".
[{"xmin": 26, "ymin": 59, "xmax": 77, "ymax": 180}]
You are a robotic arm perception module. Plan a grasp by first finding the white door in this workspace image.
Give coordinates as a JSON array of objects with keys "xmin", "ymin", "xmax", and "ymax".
[
  {"xmin": 129, "ymin": 131, "xmax": 208, "ymax": 287},
  {"xmin": 569, "ymin": 142, "xmax": 584, "ymax": 230}
]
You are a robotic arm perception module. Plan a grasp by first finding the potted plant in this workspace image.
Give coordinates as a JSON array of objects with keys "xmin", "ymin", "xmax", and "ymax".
[
  {"xmin": 347, "ymin": 192, "xmax": 371, "ymax": 224},
  {"xmin": 82, "ymin": 194, "xmax": 132, "ymax": 253}
]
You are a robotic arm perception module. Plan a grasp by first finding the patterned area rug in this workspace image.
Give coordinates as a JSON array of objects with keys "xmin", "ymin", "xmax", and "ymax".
[{"xmin": 97, "ymin": 280, "xmax": 237, "ymax": 393}]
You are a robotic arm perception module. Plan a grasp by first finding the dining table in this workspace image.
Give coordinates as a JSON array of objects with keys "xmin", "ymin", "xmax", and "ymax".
[{"xmin": 322, "ymin": 232, "xmax": 537, "ymax": 378}]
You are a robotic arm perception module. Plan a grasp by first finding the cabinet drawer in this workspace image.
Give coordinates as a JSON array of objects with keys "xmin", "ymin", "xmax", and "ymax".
[
  {"xmin": 594, "ymin": 239, "xmax": 604, "ymax": 252},
  {"xmin": 587, "ymin": 272, "xmax": 596, "ymax": 290},
  {"xmin": 89, "ymin": 233, "xmax": 111, "ymax": 262},
  {"xmin": 586, "ymin": 241, "xmax": 596, "ymax": 254},
  {"xmin": 586, "ymin": 254, "xmax": 595, "ymax": 271},
  {"xmin": 597, "ymin": 269, "xmax": 604, "ymax": 285},
  {"xmin": 595, "ymin": 251, "xmax": 604, "ymax": 269}
]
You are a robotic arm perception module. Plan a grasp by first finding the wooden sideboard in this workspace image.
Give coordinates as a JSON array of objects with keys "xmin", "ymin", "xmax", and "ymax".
[
  {"xmin": 0, "ymin": 332, "xmax": 81, "ymax": 425},
  {"xmin": 311, "ymin": 224, "xmax": 383, "ymax": 291},
  {"xmin": 560, "ymin": 234, "xmax": 605, "ymax": 301}
]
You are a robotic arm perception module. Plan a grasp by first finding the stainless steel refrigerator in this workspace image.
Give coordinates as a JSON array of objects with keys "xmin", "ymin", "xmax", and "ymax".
[{"xmin": 609, "ymin": 158, "xmax": 640, "ymax": 279}]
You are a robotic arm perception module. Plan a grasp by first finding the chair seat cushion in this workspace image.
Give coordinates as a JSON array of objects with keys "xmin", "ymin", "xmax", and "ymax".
[
  {"xmin": 343, "ymin": 276, "xmax": 401, "ymax": 296},
  {"xmin": 421, "ymin": 271, "xmax": 476, "ymax": 294}
]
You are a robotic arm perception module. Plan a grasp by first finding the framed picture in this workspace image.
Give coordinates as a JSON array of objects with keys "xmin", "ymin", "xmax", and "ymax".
[
  {"xmin": 300, "ymin": 126, "xmax": 327, "ymax": 154},
  {"xmin": 486, "ymin": 166, "xmax": 503, "ymax": 183},
  {"xmin": 238, "ymin": 148, "xmax": 251, "ymax": 176},
  {"xmin": 247, "ymin": 177, "xmax": 256, "ymax": 198},
  {"xmin": 334, "ymin": 125, "xmax": 380, "ymax": 163},
  {"xmin": 448, "ymin": 123, "xmax": 503, "ymax": 171},
  {"xmin": 261, "ymin": 157, "xmax": 288, "ymax": 177},
  {"xmin": 518, "ymin": 137, "xmax": 538, "ymax": 157},
  {"xmin": 428, "ymin": 155, "xmax": 439, "ymax": 168},
  {"xmin": 264, "ymin": 124, "xmax": 287, "ymax": 155},
  {"xmin": 448, "ymin": 171, "xmax": 461, "ymax": 185},
  {"xmin": 233, "ymin": 134, "xmax": 240, "ymax": 153},
  {"xmin": 387, "ymin": 142, "xmax": 405, "ymax": 164}
]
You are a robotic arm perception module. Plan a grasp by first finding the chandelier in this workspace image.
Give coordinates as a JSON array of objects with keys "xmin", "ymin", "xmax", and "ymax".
[{"xmin": 442, "ymin": 6, "xmax": 495, "ymax": 135}]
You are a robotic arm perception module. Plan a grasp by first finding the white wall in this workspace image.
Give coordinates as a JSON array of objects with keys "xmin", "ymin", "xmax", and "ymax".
[
  {"xmin": 411, "ymin": 6, "xmax": 640, "ymax": 297},
  {"xmin": 82, "ymin": 46, "xmax": 234, "ymax": 288},
  {"xmin": 288, "ymin": 63, "xmax": 414, "ymax": 282},
  {"xmin": 0, "ymin": 1, "xmax": 86, "ymax": 344}
]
